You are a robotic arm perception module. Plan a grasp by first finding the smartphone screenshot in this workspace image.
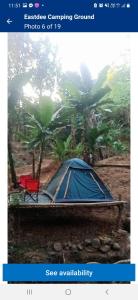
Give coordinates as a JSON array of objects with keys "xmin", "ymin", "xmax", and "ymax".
[{"xmin": 0, "ymin": 0, "xmax": 138, "ymax": 299}]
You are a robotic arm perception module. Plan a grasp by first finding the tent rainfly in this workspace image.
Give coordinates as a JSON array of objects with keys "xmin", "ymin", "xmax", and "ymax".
[{"xmin": 43, "ymin": 158, "xmax": 113, "ymax": 203}]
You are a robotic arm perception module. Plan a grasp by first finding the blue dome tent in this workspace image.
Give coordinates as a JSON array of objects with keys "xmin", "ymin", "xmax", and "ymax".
[{"xmin": 43, "ymin": 158, "xmax": 113, "ymax": 203}]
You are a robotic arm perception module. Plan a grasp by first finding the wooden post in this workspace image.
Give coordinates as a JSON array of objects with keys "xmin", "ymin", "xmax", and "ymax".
[
  {"xmin": 117, "ymin": 203, "xmax": 124, "ymax": 229},
  {"xmin": 119, "ymin": 194, "xmax": 122, "ymax": 201}
]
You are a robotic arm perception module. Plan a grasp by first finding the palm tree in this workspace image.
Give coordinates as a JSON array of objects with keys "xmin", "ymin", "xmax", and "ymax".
[
  {"xmin": 24, "ymin": 96, "xmax": 63, "ymax": 180},
  {"xmin": 8, "ymin": 73, "xmax": 32, "ymax": 188}
]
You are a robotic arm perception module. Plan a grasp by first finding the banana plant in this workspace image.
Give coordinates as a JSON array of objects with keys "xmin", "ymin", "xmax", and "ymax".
[{"xmin": 24, "ymin": 96, "xmax": 66, "ymax": 180}]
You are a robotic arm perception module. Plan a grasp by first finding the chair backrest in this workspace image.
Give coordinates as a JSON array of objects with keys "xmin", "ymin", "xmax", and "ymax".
[
  {"xmin": 19, "ymin": 175, "xmax": 33, "ymax": 188},
  {"xmin": 26, "ymin": 179, "xmax": 40, "ymax": 193}
]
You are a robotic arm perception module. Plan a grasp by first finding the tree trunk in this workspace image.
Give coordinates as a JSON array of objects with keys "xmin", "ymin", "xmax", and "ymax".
[
  {"xmin": 8, "ymin": 138, "xmax": 18, "ymax": 188},
  {"xmin": 32, "ymin": 151, "xmax": 35, "ymax": 179},
  {"xmin": 98, "ymin": 147, "xmax": 104, "ymax": 160},
  {"xmin": 36, "ymin": 140, "xmax": 44, "ymax": 180}
]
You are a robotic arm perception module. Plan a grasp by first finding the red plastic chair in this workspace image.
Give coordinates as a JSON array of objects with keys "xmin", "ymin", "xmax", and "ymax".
[
  {"xmin": 25, "ymin": 179, "xmax": 40, "ymax": 202},
  {"xmin": 19, "ymin": 175, "xmax": 33, "ymax": 188},
  {"xmin": 18, "ymin": 175, "xmax": 40, "ymax": 202},
  {"xmin": 26, "ymin": 179, "xmax": 40, "ymax": 193}
]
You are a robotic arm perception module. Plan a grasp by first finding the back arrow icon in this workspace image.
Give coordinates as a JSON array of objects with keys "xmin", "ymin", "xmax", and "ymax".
[{"xmin": 7, "ymin": 19, "xmax": 13, "ymax": 24}]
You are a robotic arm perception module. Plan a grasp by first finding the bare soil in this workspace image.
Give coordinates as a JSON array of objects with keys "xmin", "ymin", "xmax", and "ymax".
[{"xmin": 95, "ymin": 155, "xmax": 130, "ymax": 203}]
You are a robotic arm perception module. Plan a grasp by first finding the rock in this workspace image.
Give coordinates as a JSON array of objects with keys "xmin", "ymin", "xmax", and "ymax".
[
  {"xmin": 67, "ymin": 241, "xmax": 72, "ymax": 249},
  {"xmin": 112, "ymin": 230, "xmax": 118, "ymax": 237},
  {"xmin": 107, "ymin": 250, "xmax": 116, "ymax": 259},
  {"xmin": 125, "ymin": 244, "xmax": 130, "ymax": 255},
  {"xmin": 102, "ymin": 237, "xmax": 112, "ymax": 245},
  {"xmin": 100, "ymin": 245, "xmax": 111, "ymax": 253},
  {"xmin": 48, "ymin": 251, "xmax": 56, "ymax": 256},
  {"xmin": 92, "ymin": 238, "xmax": 101, "ymax": 249},
  {"xmin": 85, "ymin": 239, "xmax": 92, "ymax": 246},
  {"xmin": 123, "ymin": 217, "xmax": 130, "ymax": 233},
  {"xmin": 72, "ymin": 244, "xmax": 77, "ymax": 251},
  {"xmin": 77, "ymin": 244, "xmax": 83, "ymax": 251},
  {"xmin": 117, "ymin": 229, "xmax": 128, "ymax": 237},
  {"xmin": 112, "ymin": 243, "xmax": 121, "ymax": 251},
  {"xmin": 71, "ymin": 244, "xmax": 78, "ymax": 254},
  {"xmin": 85, "ymin": 247, "xmax": 94, "ymax": 253},
  {"xmin": 53, "ymin": 242, "xmax": 62, "ymax": 252},
  {"xmin": 87, "ymin": 262, "xmax": 100, "ymax": 264},
  {"xmin": 64, "ymin": 245, "xmax": 69, "ymax": 250}
]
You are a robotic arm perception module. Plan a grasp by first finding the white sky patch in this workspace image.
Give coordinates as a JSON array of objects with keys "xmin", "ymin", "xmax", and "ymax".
[
  {"xmin": 30, "ymin": 32, "xmax": 130, "ymax": 79},
  {"xmin": 23, "ymin": 83, "xmax": 38, "ymax": 99}
]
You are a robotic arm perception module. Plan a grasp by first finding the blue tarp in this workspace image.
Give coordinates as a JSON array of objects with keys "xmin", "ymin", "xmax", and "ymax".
[{"xmin": 44, "ymin": 158, "xmax": 113, "ymax": 203}]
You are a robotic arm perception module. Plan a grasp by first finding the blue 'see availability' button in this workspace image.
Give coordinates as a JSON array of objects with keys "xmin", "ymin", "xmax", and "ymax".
[{"xmin": 3, "ymin": 263, "xmax": 135, "ymax": 282}]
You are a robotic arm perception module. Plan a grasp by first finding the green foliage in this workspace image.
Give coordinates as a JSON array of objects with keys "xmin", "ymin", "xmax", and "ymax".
[
  {"xmin": 52, "ymin": 139, "xmax": 66, "ymax": 161},
  {"xmin": 107, "ymin": 64, "xmax": 130, "ymax": 107},
  {"xmin": 26, "ymin": 96, "xmax": 55, "ymax": 128},
  {"xmin": 86, "ymin": 125, "xmax": 110, "ymax": 151},
  {"xmin": 9, "ymin": 192, "xmax": 24, "ymax": 205},
  {"xmin": 92, "ymin": 65, "xmax": 110, "ymax": 93},
  {"xmin": 8, "ymin": 34, "xmax": 130, "ymax": 170},
  {"xmin": 53, "ymin": 135, "xmax": 84, "ymax": 161},
  {"xmin": 112, "ymin": 141, "xmax": 127, "ymax": 153},
  {"xmin": 73, "ymin": 143, "xmax": 84, "ymax": 157}
]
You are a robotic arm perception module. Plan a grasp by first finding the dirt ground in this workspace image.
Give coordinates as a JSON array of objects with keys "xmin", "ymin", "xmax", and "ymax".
[{"xmin": 95, "ymin": 155, "xmax": 130, "ymax": 203}]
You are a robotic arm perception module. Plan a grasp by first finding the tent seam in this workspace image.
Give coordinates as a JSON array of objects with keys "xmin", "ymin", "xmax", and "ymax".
[
  {"xmin": 54, "ymin": 165, "xmax": 70, "ymax": 201},
  {"xmin": 64, "ymin": 170, "xmax": 71, "ymax": 199},
  {"xmin": 90, "ymin": 172, "xmax": 106, "ymax": 198}
]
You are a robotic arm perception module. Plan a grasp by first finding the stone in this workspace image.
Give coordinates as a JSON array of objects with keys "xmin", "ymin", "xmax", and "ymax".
[
  {"xmin": 53, "ymin": 242, "xmax": 62, "ymax": 252},
  {"xmin": 72, "ymin": 244, "xmax": 77, "ymax": 251},
  {"xmin": 85, "ymin": 247, "xmax": 94, "ymax": 253},
  {"xmin": 102, "ymin": 237, "xmax": 112, "ymax": 245},
  {"xmin": 87, "ymin": 262, "xmax": 100, "ymax": 264},
  {"xmin": 92, "ymin": 238, "xmax": 101, "ymax": 249},
  {"xmin": 77, "ymin": 244, "xmax": 83, "ymax": 251},
  {"xmin": 111, "ymin": 230, "xmax": 118, "ymax": 237},
  {"xmin": 112, "ymin": 243, "xmax": 121, "ymax": 251},
  {"xmin": 64, "ymin": 245, "xmax": 69, "ymax": 250},
  {"xmin": 48, "ymin": 251, "xmax": 56, "ymax": 256},
  {"xmin": 117, "ymin": 229, "xmax": 128, "ymax": 237},
  {"xmin": 67, "ymin": 241, "xmax": 72, "ymax": 248},
  {"xmin": 107, "ymin": 250, "xmax": 117, "ymax": 259},
  {"xmin": 84, "ymin": 239, "xmax": 92, "ymax": 246},
  {"xmin": 100, "ymin": 245, "xmax": 111, "ymax": 253},
  {"xmin": 125, "ymin": 244, "xmax": 130, "ymax": 254}
]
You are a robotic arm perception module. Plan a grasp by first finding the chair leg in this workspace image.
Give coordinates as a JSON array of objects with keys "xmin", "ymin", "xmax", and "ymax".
[
  {"xmin": 36, "ymin": 192, "xmax": 38, "ymax": 203},
  {"xmin": 24, "ymin": 191, "xmax": 26, "ymax": 202}
]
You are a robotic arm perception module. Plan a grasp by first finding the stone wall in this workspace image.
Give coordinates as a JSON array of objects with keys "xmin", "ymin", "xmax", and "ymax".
[{"xmin": 8, "ymin": 205, "xmax": 130, "ymax": 264}]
